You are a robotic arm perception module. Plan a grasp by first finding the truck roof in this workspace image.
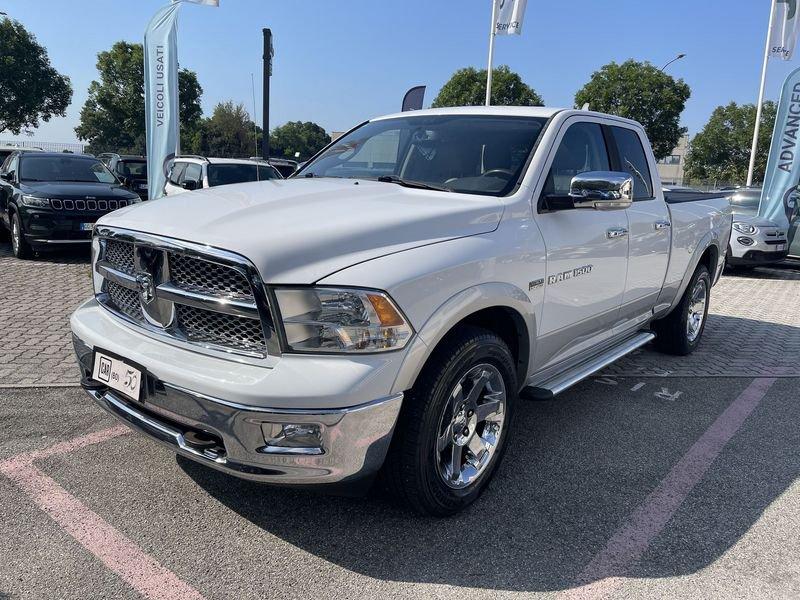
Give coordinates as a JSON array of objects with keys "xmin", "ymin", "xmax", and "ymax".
[{"xmin": 371, "ymin": 106, "xmax": 643, "ymax": 129}]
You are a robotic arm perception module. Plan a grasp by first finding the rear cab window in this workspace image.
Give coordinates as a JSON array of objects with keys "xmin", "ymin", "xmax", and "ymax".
[{"xmin": 609, "ymin": 126, "xmax": 653, "ymax": 200}]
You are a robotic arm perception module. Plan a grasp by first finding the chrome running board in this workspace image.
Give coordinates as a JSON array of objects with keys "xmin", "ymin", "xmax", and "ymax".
[{"xmin": 524, "ymin": 331, "xmax": 655, "ymax": 400}]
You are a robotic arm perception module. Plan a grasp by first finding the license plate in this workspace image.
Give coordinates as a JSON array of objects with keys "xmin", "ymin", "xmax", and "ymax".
[
  {"xmin": 139, "ymin": 184, "xmax": 148, "ymax": 190},
  {"xmin": 776, "ymin": 243, "xmax": 786, "ymax": 251},
  {"xmin": 92, "ymin": 352, "xmax": 142, "ymax": 401},
  {"xmin": 80, "ymin": 223, "xmax": 95, "ymax": 231}
]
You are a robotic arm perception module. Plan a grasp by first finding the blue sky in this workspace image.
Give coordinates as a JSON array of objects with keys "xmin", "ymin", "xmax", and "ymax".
[{"xmin": 2, "ymin": 0, "xmax": 797, "ymax": 144}]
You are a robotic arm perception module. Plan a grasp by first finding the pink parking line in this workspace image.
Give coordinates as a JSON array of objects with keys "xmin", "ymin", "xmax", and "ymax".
[
  {"xmin": 562, "ymin": 377, "xmax": 777, "ymax": 600},
  {"xmin": 0, "ymin": 426, "xmax": 207, "ymax": 600}
]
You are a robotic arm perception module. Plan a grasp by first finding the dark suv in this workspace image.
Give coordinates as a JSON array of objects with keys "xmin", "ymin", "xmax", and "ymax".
[
  {"xmin": 100, "ymin": 153, "xmax": 148, "ymax": 200},
  {"xmin": 0, "ymin": 152, "xmax": 140, "ymax": 259}
]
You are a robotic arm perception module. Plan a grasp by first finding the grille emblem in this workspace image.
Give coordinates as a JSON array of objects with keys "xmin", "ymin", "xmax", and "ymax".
[{"xmin": 136, "ymin": 273, "xmax": 156, "ymax": 305}]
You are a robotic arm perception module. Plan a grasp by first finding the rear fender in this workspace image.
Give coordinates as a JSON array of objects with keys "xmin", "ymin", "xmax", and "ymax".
[{"xmin": 658, "ymin": 233, "xmax": 721, "ymax": 317}]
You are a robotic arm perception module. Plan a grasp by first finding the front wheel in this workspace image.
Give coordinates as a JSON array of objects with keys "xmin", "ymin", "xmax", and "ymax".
[
  {"xmin": 653, "ymin": 264, "xmax": 711, "ymax": 355},
  {"xmin": 10, "ymin": 211, "xmax": 33, "ymax": 259},
  {"xmin": 381, "ymin": 326, "xmax": 518, "ymax": 516}
]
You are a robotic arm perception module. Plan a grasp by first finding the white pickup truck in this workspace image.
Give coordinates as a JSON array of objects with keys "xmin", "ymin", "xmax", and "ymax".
[{"xmin": 71, "ymin": 107, "xmax": 732, "ymax": 515}]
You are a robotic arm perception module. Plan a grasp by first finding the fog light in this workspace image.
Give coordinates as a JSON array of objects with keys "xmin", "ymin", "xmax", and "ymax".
[
  {"xmin": 260, "ymin": 423, "xmax": 323, "ymax": 455},
  {"xmin": 737, "ymin": 236, "xmax": 755, "ymax": 246}
]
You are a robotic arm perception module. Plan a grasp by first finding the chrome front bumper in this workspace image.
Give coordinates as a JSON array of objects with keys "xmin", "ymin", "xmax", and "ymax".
[{"xmin": 74, "ymin": 337, "xmax": 403, "ymax": 486}]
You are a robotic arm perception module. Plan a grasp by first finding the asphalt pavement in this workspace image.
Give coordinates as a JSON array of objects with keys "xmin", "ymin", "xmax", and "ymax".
[
  {"xmin": 1, "ymin": 241, "xmax": 799, "ymax": 599},
  {"xmin": 1, "ymin": 375, "xmax": 798, "ymax": 599}
]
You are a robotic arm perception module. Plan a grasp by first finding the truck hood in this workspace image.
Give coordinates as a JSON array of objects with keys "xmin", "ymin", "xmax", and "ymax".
[
  {"xmin": 22, "ymin": 181, "xmax": 138, "ymax": 200},
  {"xmin": 101, "ymin": 178, "xmax": 503, "ymax": 283},
  {"xmin": 732, "ymin": 214, "xmax": 783, "ymax": 228}
]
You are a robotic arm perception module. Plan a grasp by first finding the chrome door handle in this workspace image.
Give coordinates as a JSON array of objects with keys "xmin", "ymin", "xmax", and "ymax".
[
  {"xmin": 654, "ymin": 220, "xmax": 671, "ymax": 230},
  {"xmin": 606, "ymin": 227, "xmax": 628, "ymax": 239}
]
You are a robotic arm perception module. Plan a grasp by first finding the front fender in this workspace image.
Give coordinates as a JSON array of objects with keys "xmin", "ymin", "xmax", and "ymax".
[{"xmin": 389, "ymin": 282, "xmax": 535, "ymax": 395}]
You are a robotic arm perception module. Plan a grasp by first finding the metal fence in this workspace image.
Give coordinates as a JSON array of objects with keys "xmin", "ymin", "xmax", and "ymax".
[{"xmin": 0, "ymin": 140, "xmax": 88, "ymax": 154}]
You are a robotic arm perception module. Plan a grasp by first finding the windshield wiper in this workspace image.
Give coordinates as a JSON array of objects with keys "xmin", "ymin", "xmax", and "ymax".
[
  {"xmin": 375, "ymin": 175, "xmax": 451, "ymax": 192},
  {"xmin": 303, "ymin": 172, "xmax": 346, "ymax": 179}
]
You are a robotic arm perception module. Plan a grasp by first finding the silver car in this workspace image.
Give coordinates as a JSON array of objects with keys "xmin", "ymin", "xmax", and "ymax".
[{"xmin": 726, "ymin": 188, "xmax": 789, "ymax": 268}]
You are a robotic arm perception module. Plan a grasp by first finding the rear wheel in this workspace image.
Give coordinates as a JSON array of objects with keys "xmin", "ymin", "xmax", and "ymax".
[
  {"xmin": 653, "ymin": 264, "xmax": 711, "ymax": 355},
  {"xmin": 10, "ymin": 211, "xmax": 32, "ymax": 259},
  {"xmin": 381, "ymin": 326, "xmax": 517, "ymax": 516}
]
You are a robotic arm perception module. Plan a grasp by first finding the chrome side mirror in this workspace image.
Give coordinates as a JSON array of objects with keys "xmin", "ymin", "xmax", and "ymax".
[{"xmin": 569, "ymin": 171, "xmax": 633, "ymax": 210}]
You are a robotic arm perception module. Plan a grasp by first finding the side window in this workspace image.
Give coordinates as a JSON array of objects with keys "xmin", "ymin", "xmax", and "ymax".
[
  {"xmin": 610, "ymin": 126, "xmax": 653, "ymax": 200},
  {"xmin": 542, "ymin": 122, "xmax": 610, "ymax": 198},
  {"xmin": 169, "ymin": 162, "xmax": 187, "ymax": 185},
  {"xmin": 183, "ymin": 163, "xmax": 203, "ymax": 184},
  {"xmin": 4, "ymin": 155, "xmax": 19, "ymax": 178}
]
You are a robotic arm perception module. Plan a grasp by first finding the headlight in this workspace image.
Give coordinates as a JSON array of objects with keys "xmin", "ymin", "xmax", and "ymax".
[
  {"xmin": 273, "ymin": 287, "xmax": 413, "ymax": 353},
  {"xmin": 733, "ymin": 222, "xmax": 757, "ymax": 235},
  {"xmin": 20, "ymin": 195, "xmax": 50, "ymax": 208}
]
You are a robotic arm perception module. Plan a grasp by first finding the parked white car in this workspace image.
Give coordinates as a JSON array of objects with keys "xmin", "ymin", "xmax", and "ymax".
[
  {"xmin": 724, "ymin": 188, "xmax": 789, "ymax": 268},
  {"xmin": 163, "ymin": 156, "xmax": 282, "ymax": 196},
  {"xmin": 71, "ymin": 107, "xmax": 732, "ymax": 515}
]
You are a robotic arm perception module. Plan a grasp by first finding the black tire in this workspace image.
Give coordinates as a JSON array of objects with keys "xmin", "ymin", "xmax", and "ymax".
[
  {"xmin": 653, "ymin": 263, "xmax": 711, "ymax": 356},
  {"xmin": 380, "ymin": 325, "xmax": 518, "ymax": 516},
  {"xmin": 10, "ymin": 211, "xmax": 33, "ymax": 259}
]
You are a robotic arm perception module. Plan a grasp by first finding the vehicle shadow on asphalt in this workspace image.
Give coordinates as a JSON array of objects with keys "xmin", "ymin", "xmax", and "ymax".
[
  {"xmin": 0, "ymin": 241, "xmax": 90, "ymax": 264},
  {"xmin": 178, "ymin": 376, "xmax": 799, "ymax": 592},
  {"xmin": 724, "ymin": 258, "xmax": 800, "ymax": 281}
]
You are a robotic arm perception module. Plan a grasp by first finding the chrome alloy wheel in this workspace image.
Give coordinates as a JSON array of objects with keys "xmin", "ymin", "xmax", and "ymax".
[
  {"xmin": 435, "ymin": 363, "xmax": 506, "ymax": 489},
  {"xmin": 11, "ymin": 216, "xmax": 20, "ymax": 255},
  {"xmin": 686, "ymin": 278, "xmax": 708, "ymax": 343}
]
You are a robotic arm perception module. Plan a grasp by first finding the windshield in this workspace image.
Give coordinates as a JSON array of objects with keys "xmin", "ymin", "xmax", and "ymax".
[
  {"xmin": 20, "ymin": 155, "xmax": 118, "ymax": 184},
  {"xmin": 118, "ymin": 160, "xmax": 147, "ymax": 178},
  {"xmin": 206, "ymin": 163, "xmax": 281, "ymax": 187},
  {"xmin": 299, "ymin": 115, "xmax": 547, "ymax": 196}
]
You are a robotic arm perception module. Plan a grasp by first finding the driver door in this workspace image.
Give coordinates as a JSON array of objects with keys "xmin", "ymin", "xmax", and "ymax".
[{"xmin": 533, "ymin": 119, "xmax": 630, "ymax": 369}]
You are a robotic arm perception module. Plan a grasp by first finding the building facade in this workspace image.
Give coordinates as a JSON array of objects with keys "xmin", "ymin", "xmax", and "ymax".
[{"xmin": 656, "ymin": 134, "xmax": 689, "ymax": 186}]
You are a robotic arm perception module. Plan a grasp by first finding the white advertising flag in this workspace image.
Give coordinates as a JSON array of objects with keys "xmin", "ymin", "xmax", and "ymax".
[
  {"xmin": 495, "ymin": 0, "xmax": 527, "ymax": 36},
  {"xmin": 144, "ymin": 0, "xmax": 218, "ymax": 201},
  {"xmin": 769, "ymin": 0, "xmax": 800, "ymax": 60}
]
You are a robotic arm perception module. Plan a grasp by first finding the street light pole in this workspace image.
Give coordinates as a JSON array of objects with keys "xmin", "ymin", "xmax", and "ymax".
[{"xmin": 660, "ymin": 53, "xmax": 686, "ymax": 72}]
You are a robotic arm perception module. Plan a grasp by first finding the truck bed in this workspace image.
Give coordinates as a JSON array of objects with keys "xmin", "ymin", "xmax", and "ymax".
[{"xmin": 664, "ymin": 191, "xmax": 728, "ymax": 204}]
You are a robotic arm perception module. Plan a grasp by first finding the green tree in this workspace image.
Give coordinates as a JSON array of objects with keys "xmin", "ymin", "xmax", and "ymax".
[
  {"xmin": 684, "ymin": 101, "xmax": 777, "ymax": 185},
  {"xmin": 75, "ymin": 41, "xmax": 203, "ymax": 155},
  {"xmin": 574, "ymin": 60, "xmax": 691, "ymax": 160},
  {"xmin": 190, "ymin": 101, "xmax": 260, "ymax": 157},
  {"xmin": 270, "ymin": 121, "xmax": 330, "ymax": 160},
  {"xmin": 0, "ymin": 17, "xmax": 72, "ymax": 135},
  {"xmin": 432, "ymin": 65, "xmax": 543, "ymax": 108}
]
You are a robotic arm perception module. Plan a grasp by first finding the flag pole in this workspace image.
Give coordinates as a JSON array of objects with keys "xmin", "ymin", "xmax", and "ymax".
[
  {"xmin": 747, "ymin": 0, "xmax": 776, "ymax": 187},
  {"xmin": 485, "ymin": 0, "xmax": 499, "ymax": 106}
]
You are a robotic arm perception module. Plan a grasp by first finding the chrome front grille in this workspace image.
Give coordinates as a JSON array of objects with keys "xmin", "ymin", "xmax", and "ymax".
[
  {"xmin": 175, "ymin": 304, "xmax": 266, "ymax": 353},
  {"xmin": 50, "ymin": 198, "xmax": 133, "ymax": 212},
  {"xmin": 168, "ymin": 251, "xmax": 253, "ymax": 300},
  {"xmin": 95, "ymin": 228, "xmax": 277, "ymax": 359},
  {"xmin": 106, "ymin": 280, "xmax": 144, "ymax": 321},
  {"xmin": 105, "ymin": 240, "xmax": 135, "ymax": 275}
]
